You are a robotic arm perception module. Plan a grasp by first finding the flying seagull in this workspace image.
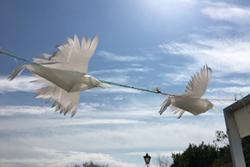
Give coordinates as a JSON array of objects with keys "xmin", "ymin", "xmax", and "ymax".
[
  {"xmin": 159, "ymin": 65, "xmax": 213, "ymax": 118},
  {"xmin": 7, "ymin": 35, "xmax": 110, "ymax": 117}
]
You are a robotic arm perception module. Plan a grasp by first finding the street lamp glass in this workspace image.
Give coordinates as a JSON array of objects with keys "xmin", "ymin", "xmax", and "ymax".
[{"xmin": 143, "ymin": 153, "xmax": 151, "ymax": 165}]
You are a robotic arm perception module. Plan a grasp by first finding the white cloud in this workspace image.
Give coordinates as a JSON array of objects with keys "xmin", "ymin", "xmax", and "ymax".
[
  {"xmin": 54, "ymin": 118, "xmax": 145, "ymax": 126},
  {"xmin": 201, "ymin": 25, "xmax": 234, "ymax": 34},
  {"xmin": 202, "ymin": 2, "xmax": 250, "ymax": 24},
  {"xmin": 90, "ymin": 87, "xmax": 141, "ymax": 94},
  {"xmin": 98, "ymin": 50, "xmax": 146, "ymax": 62},
  {"xmin": 214, "ymin": 78, "xmax": 250, "ymax": 86},
  {"xmin": 143, "ymin": 0, "xmax": 197, "ymax": 14},
  {"xmin": 0, "ymin": 99, "xmax": 226, "ymax": 167},
  {"xmin": 0, "ymin": 147, "xmax": 137, "ymax": 167},
  {"xmin": 0, "ymin": 105, "xmax": 51, "ymax": 116},
  {"xmin": 209, "ymin": 86, "xmax": 250, "ymax": 95},
  {"xmin": 158, "ymin": 72, "xmax": 190, "ymax": 85},
  {"xmin": 159, "ymin": 36, "xmax": 250, "ymax": 74},
  {"xmin": 98, "ymin": 75, "xmax": 130, "ymax": 84},
  {"xmin": 0, "ymin": 76, "xmax": 40, "ymax": 93},
  {"xmin": 8, "ymin": 118, "xmax": 223, "ymax": 152},
  {"xmin": 131, "ymin": 63, "xmax": 142, "ymax": 67},
  {"xmin": 91, "ymin": 67, "xmax": 151, "ymax": 75},
  {"xmin": 205, "ymin": 94, "xmax": 235, "ymax": 109},
  {"xmin": 0, "ymin": 102, "xmax": 224, "ymax": 150}
]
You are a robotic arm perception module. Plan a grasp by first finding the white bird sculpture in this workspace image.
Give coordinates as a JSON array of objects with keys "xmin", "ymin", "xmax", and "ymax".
[
  {"xmin": 8, "ymin": 35, "xmax": 110, "ymax": 117},
  {"xmin": 159, "ymin": 65, "xmax": 213, "ymax": 118}
]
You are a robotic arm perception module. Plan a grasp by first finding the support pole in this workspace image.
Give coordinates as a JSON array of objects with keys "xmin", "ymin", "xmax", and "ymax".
[{"xmin": 224, "ymin": 109, "xmax": 246, "ymax": 167}]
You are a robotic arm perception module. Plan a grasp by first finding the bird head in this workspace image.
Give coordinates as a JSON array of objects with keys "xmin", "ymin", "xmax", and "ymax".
[
  {"xmin": 81, "ymin": 74, "xmax": 99, "ymax": 86},
  {"xmin": 83, "ymin": 75, "xmax": 111, "ymax": 88}
]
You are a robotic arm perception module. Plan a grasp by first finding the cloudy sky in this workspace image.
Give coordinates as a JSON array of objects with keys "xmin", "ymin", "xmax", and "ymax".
[{"xmin": 0, "ymin": 0, "xmax": 250, "ymax": 166}]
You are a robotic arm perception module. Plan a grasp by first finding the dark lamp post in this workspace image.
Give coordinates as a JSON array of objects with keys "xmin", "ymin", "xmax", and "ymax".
[{"xmin": 143, "ymin": 153, "xmax": 151, "ymax": 167}]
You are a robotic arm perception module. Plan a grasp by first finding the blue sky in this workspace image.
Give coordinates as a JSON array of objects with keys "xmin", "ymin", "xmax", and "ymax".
[{"xmin": 1, "ymin": 0, "xmax": 250, "ymax": 166}]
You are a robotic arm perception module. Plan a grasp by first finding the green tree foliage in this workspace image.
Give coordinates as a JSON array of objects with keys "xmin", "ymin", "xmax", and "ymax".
[
  {"xmin": 213, "ymin": 130, "xmax": 228, "ymax": 147},
  {"xmin": 171, "ymin": 142, "xmax": 218, "ymax": 167},
  {"xmin": 171, "ymin": 131, "xmax": 232, "ymax": 167},
  {"xmin": 212, "ymin": 131, "xmax": 232, "ymax": 167},
  {"xmin": 68, "ymin": 161, "xmax": 108, "ymax": 167},
  {"xmin": 242, "ymin": 136, "xmax": 250, "ymax": 166},
  {"xmin": 212, "ymin": 145, "xmax": 231, "ymax": 167}
]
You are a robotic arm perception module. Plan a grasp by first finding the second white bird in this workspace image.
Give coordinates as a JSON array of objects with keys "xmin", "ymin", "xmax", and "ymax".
[{"xmin": 159, "ymin": 65, "xmax": 213, "ymax": 118}]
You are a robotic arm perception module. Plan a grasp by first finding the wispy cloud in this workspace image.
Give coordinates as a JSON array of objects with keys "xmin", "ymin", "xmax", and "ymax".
[
  {"xmin": 159, "ymin": 31, "xmax": 250, "ymax": 99},
  {"xmin": 159, "ymin": 36, "xmax": 250, "ymax": 74},
  {"xmin": 0, "ymin": 76, "xmax": 39, "ymax": 93},
  {"xmin": 0, "ymin": 147, "xmax": 137, "ymax": 167},
  {"xmin": 158, "ymin": 72, "xmax": 190, "ymax": 86},
  {"xmin": 201, "ymin": 2, "xmax": 250, "ymax": 24},
  {"xmin": 91, "ymin": 67, "xmax": 151, "ymax": 75},
  {"xmin": 214, "ymin": 78, "xmax": 250, "ymax": 86},
  {"xmin": 208, "ymin": 86, "xmax": 250, "ymax": 95},
  {"xmin": 98, "ymin": 50, "xmax": 146, "ymax": 62},
  {"xmin": 0, "ymin": 105, "xmax": 51, "ymax": 116},
  {"xmin": 0, "ymin": 98, "xmax": 225, "ymax": 167},
  {"xmin": 94, "ymin": 87, "xmax": 141, "ymax": 94},
  {"xmin": 98, "ymin": 75, "xmax": 130, "ymax": 84}
]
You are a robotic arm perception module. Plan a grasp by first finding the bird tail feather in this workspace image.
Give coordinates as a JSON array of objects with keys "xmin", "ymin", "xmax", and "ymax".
[
  {"xmin": 8, "ymin": 65, "xmax": 26, "ymax": 80},
  {"xmin": 159, "ymin": 96, "xmax": 171, "ymax": 115}
]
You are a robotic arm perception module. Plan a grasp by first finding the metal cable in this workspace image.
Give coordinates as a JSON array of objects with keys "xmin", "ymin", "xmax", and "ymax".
[
  {"xmin": 0, "ymin": 49, "xmax": 31, "ymax": 63},
  {"xmin": 99, "ymin": 80, "xmax": 175, "ymax": 96}
]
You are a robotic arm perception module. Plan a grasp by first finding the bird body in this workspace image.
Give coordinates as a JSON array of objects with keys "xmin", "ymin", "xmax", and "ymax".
[
  {"xmin": 159, "ymin": 65, "xmax": 213, "ymax": 118},
  {"xmin": 24, "ymin": 64, "xmax": 104, "ymax": 92},
  {"xmin": 162, "ymin": 95, "xmax": 212, "ymax": 115}
]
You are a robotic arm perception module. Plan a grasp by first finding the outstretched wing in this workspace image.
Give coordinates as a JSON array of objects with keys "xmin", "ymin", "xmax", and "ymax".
[
  {"xmin": 33, "ymin": 35, "xmax": 99, "ymax": 73},
  {"xmin": 185, "ymin": 65, "xmax": 212, "ymax": 98},
  {"xmin": 33, "ymin": 77, "xmax": 82, "ymax": 116}
]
